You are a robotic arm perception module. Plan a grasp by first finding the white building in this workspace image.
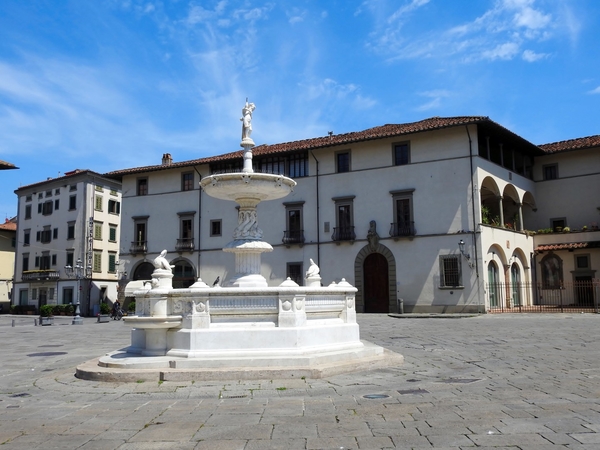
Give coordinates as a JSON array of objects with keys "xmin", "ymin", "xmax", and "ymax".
[
  {"xmin": 13, "ymin": 170, "xmax": 122, "ymax": 315},
  {"xmin": 105, "ymin": 117, "xmax": 600, "ymax": 314}
]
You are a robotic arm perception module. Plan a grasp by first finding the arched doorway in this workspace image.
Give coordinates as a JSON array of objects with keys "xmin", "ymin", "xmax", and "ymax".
[
  {"xmin": 133, "ymin": 262, "xmax": 154, "ymax": 281},
  {"xmin": 363, "ymin": 253, "xmax": 389, "ymax": 313}
]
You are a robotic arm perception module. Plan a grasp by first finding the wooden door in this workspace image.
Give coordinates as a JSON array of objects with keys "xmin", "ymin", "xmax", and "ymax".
[{"xmin": 363, "ymin": 253, "xmax": 389, "ymax": 313}]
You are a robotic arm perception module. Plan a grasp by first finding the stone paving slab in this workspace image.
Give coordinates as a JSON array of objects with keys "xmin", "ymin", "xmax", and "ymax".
[{"xmin": 2, "ymin": 313, "xmax": 600, "ymax": 448}]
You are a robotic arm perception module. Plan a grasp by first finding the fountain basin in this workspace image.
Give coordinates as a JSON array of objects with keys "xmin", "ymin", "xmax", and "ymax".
[{"xmin": 200, "ymin": 172, "xmax": 296, "ymax": 202}]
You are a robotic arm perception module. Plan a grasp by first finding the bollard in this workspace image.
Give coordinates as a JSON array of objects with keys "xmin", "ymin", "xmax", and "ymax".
[
  {"xmin": 34, "ymin": 318, "xmax": 38, "ymax": 326},
  {"xmin": 12, "ymin": 319, "xmax": 15, "ymax": 327}
]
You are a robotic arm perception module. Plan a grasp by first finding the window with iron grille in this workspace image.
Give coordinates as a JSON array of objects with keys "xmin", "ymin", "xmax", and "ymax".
[
  {"xmin": 440, "ymin": 255, "xmax": 461, "ymax": 287},
  {"xmin": 287, "ymin": 262, "xmax": 303, "ymax": 286}
]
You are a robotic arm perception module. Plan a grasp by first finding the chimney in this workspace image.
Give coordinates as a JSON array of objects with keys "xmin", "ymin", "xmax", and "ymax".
[{"xmin": 162, "ymin": 153, "xmax": 173, "ymax": 166}]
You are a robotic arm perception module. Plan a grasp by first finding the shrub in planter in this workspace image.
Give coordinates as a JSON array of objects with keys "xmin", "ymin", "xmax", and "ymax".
[
  {"xmin": 99, "ymin": 302, "xmax": 111, "ymax": 315},
  {"xmin": 127, "ymin": 300, "xmax": 136, "ymax": 313},
  {"xmin": 53, "ymin": 304, "xmax": 64, "ymax": 315},
  {"xmin": 64, "ymin": 304, "xmax": 74, "ymax": 315},
  {"xmin": 40, "ymin": 304, "xmax": 54, "ymax": 317}
]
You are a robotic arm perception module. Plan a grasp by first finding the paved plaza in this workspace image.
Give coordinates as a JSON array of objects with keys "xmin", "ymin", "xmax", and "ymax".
[{"xmin": 1, "ymin": 313, "xmax": 600, "ymax": 449}]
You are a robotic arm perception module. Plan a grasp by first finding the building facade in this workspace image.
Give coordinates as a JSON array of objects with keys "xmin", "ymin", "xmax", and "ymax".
[
  {"xmin": 0, "ymin": 218, "xmax": 16, "ymax": 312},
  {"xmin": 13, "ymin": 170, "xmax": 122, "ymax": 315},
  {"xmin": 105, "ymin": 117, "xmax": 600, "ymax": 314}
]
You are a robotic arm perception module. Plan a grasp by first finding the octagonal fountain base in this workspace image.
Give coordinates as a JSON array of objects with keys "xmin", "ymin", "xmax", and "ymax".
[{"xmin": 76, "ymin": 281, "xmax": 403, "ymax": 382}]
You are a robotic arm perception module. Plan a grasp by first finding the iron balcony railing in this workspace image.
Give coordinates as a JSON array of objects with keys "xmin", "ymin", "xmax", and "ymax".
[
  {"xmin": 129, "ymin": 241, "xmax": 148, "ymax": 254},
  {"xmin": 389, "ymin": 221, "xmax": 415, "ymax": 237},
  {"xmin": 332, "ymin": 226, "xmax": 356, "ymax": 242},
  {"xmin": 176, "ymin": 238, "xmax": 195, "ymax": 251},
  {"xmin": 22, "ymin": 270, "xmax": 60, "ymax": 281},
  {"xmin": 282, "ymin": 230, "xmax": 305, "ymax": 245}
]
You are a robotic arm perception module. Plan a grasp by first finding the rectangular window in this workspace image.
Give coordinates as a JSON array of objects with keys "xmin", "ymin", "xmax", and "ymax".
[
  {"xmin": 390, "ymin": 189, "xmax": 415, "ymax": 237},
  {"xmin": 62, "ymin": 287, "xmax": 73, "ymax": 305},
  {"xmin": 177, "ymin": 214, "xmax": 194, "ymax": 251},
  {"xmin": 576, "ymin": 255, "xmax": 590, "ymax": 270},
  {"xmin": 53, "ymin": 228, "xmax": 58, "ymax": 239},
  {"xmin": 66, "ymin": 252, "xmax": 74, "ymax": 268},
  {"xmin": 32, "ymin": 288, "xmax": 38, "ymax": 300},
  {"xmin": 210, "ymin": 220, "xmax": 222, "ymax": 237},
  {"xmin": 25, "ymin": 204, "xmax": 32, "ymax": 219},
  {"xmin": 54, "ymin": 199, "xmax": 59, "ymax": 210},
  {"xmin": 69, "ymin": 184, "xmax": 77, "ymax": 191},
  {"xmin": 109, "ymin": 225, "xmax": 117, "ymax": 242},
  {"xmin": 22, "ymin": 254, "xmax": 29, "ymax": 272},
  {"xmin": 108, "ymin": 253, "xmax": 117, "ymax": 273},
  {"xmin": 39, "ymin": 253, "xmax": 50, "ymax": 270},
  {"xmin": 24, "ymin": 230, "xmax": 30, "ymax": 246},
  {"xmin": 137, "ymin": 178, "xmax": 148, "ymax": 196},
  {"xmin": 332, "ymin": 196, "xmax": 355, "ymax": 241},
  {"xmin": 94, "ymin": 222, "xmax": 102, "ymax": 240},
  {"xmin": 336, "ymin": 151, "xmax": 351, "ymax": 173},
  {"xmin": 48, "ymin": 287, "xmax": 55, "ymax": 300},
  {"xmin": 182, "ymin": 172, "xmax": 194, "ymax": 191},
  {"xmin": 45, "ymin": 189, "xmax": 52, "ymax": 197},
  {"xmin": 288, "ymin": 152, "xmax": 308, "ymax": 178},
  {"xmin": 67, "ymin": 222, "xmax": 75, "ymax": 240},
  {"xmin": 95, "ymin": 185, "xmax": 103, "ymax": 192},
  {"xmin": 258, "ymin": 156, "xmax": 286, "ymax": 175},
  {"xmin": 551, "ymin": 218, "xmax": 566, "ymax": 232},
  {"xmin": 283, "ymin": 202, "xmax": 304, "ymax": 245},
  {"xmin": 543, "ymin": 164, "xmax": 558, "ymax": 180},
  {"xmin": 69, "ymin": 195, "xmax": 76, "ymax": 210},
  {"xmin": 40, "ymin": 228, "xmax": 52, "ymax": 243},
  {"xmin": 51, "ymin": 254, "xmax": 57, "ymax": 266},
  {"xmin": 41, "ymin": 200, "xmax": 53, "ymax": 215},
  {"xmin": 440, "ymin": 255, "xmax": 461, "ymax": 288},
  {"xmin": 131, "ymin": 218, "xmax": 148, "ymax": 253},
  {"xmin": 26, "ymin": 195, "xmax": 32, "ymax": 202},
  {"xmin": 286, "ymin": 262, "xmax": 303, "ymax": 286},
  {"xmin": 95, "ymin": 195, "xmax": 103, "ymax": 211},
  {"xmin": 93, "ymin": 251, "xmax": 102, "ymax": 273},
  {"xmin": 108, "ymin": 199, "xmax": 120, "ymax": 214},
  {"xmin": 393, "ymin": 142, "xmax": 410, "ymax": 166},
  {"xmin": 54, "ymin": 188, "xmax": 60, "ymax": 195}
]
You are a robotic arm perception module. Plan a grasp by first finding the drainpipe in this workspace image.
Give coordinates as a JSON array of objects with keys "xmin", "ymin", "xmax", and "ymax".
[
  {"xmin": 310, "ymin": 151, "xmax": 321, "ymax": 266},
  {"xmin": 193, "ymin": 167, "xmax": 202, "ymax": 279},
  {"xmin": 465, "ymin": 125, "xmax": 482, "ymax": 312}
]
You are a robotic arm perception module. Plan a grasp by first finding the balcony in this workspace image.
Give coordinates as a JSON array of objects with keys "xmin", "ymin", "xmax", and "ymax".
[
  {"xmin": 22, "ymin": 270, "xmax": 60, "ymax": 282},
  {"xmin": 282, "ymin": 230, "xmax": 305, "ymax": 245},
  {"xmin": 130, "ymin": 241, "xmax": 148, "ymax": 255},
  {"xmin": 389, "ymin": 222, "xmax": 415, "ymax": 238},
  {"xmin": 176, "ymin": 238, "xmax": 195, "ymax": 252},
  {"xmin": 332, "ymin": 226, "xmax": 356, "ymax": 242}
]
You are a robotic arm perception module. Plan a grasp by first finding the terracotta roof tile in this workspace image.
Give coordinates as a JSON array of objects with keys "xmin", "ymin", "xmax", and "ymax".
[
  {"xmin": 538, "ymin": 135, "xmax": 600, "ymax": 153},
  {"xmin": 105, "ymin": 116, "xmax": 511, "ymax": 178},
  {"xmin": 536, "ymin": 241, "xmax": 600, "ymax": 252}
]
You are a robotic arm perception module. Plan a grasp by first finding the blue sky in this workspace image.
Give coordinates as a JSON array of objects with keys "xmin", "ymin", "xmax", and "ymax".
[{"xmin": 0, "ymin": 0, "xmax": 598, "ymax": 218}]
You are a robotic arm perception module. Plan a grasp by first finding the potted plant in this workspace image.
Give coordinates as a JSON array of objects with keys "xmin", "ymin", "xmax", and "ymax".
[
  {"xmin": 39, "ymin": 304, "xmax": 54, "ymax": 326},
  {"xmin": 562, "ymin": 226, "xmax": 571, "ymax": 233},
  {"xmin": 127, "ymin": 300, "xmax": 135, "ymax": 315},
  {"xmin": 98, "ymin": 301, "xmax": 110, "ymax": 323}
]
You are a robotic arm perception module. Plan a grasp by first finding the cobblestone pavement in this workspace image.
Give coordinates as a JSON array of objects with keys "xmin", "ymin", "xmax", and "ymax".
[{"xmin": 1, "ymin": 313, "xmax": 600, "ymax": 449}]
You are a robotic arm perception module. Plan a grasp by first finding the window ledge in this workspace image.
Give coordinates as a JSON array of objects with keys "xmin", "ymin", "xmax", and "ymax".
[{"xmin": 439, "ymin": 286, "xmax": 464, "ymax": 290}]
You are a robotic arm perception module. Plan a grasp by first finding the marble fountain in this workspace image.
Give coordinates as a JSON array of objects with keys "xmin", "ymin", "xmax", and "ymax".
[{"xmin": 77, "ymin": 101, "xmax": 402, "ymax": 381}]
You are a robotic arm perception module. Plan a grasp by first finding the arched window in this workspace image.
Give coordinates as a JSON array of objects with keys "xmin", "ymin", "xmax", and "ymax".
[
  {"xmin": 511, "ymin": 263, "xmax": 521, "ymax": 306},
  {"xmin": 488, "ymin": 261, "xmax": 499, "ymax": 308},
  {"xmin": 173, "ymin": 260, "xmax": 195, "ymax": 288},
  {"xmin": 133, "ymin": 262, "xmax": 154, "ymax": 281},
  {"xmin": 540, "ymin": 254, "xmax": 562, "ymax": 289}
]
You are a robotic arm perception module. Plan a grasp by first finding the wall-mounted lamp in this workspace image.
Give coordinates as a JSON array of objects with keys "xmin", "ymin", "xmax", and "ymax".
[{"xmin": 458, "ymin": 239, "xmax": 470, "ymax": 260}]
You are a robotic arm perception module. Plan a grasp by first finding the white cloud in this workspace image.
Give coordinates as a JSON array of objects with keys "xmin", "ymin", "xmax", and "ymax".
[
  {"xmin": 588, "ymin": 86, "xmax": 600, "ymax": 95},
  {"xmin": 522, "ymin": 49, "xmax": 548, "ymax": 62},
  {"xmin": 482, "ymin": 42, "xmax": 520, "ymax": 60},
  {"xmin": 366, "ymin": 0, "xmax": 558, "ymax": 63},
  {"xmin": 415, "ymin": 89, "xmax": 451, "ymax": 112}
]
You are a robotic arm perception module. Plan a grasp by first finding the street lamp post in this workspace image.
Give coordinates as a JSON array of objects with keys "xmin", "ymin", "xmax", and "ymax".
[{"xmin": 65, "ymin": 258, "xmax": 85, "ymax": 325}]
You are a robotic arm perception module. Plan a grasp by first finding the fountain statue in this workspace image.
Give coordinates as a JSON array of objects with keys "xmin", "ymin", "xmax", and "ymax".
[{"xmin": 77, "ymin": 100, "xmax": 401, "ymax": 381}]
